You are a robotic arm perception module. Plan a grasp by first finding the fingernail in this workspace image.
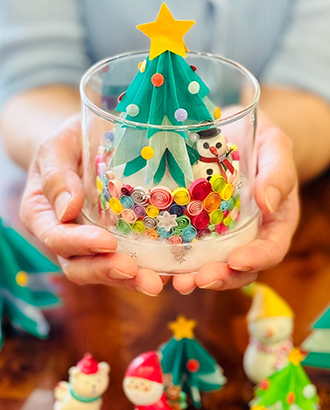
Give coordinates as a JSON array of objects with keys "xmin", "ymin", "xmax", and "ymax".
[
  {"xmin": 229, "ymin": 265, "xmax": 252, "ymax": 272},
  {"xmin": 199, "ymin": 279, "xmax": 224, "ymax": 289},
  {"xmin": 265, "ymin": 186, "xmax": 281, "ymax": 214},
  {"xmin": 136, "ymin": 286, "xmax": 158, "ymax": 297},
  {"xmin": 90, "ymin": 248, "xmax": 114, "ymax": 254},
  {"xmin": 180, "ymin": 287, "xmax": 196, "ymax": 295},
  {"xmin": 55, "ymin": 191, "xmax": 72, "ymax": 221},
  {"xmin": 109, "ymin": 268, "xmax": 135, "ymax": 280}
]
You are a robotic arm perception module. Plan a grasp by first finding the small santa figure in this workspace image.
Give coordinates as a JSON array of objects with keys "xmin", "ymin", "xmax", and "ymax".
[
  {"xmin": 192, "ymin": 124, "xmax": 239, "ymax": 183},
  {"xmin": 243, "ymin": 282, "xmax": 295, "ymax": 384},
  {"xmin": 123, "ymin": 351, "xmax": 171, "ymax": 410}
]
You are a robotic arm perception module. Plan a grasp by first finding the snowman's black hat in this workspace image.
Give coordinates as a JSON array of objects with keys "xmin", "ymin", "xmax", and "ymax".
[{"xmin": 198, "ymin": 120, "xmax": 221, "ymax": 139}]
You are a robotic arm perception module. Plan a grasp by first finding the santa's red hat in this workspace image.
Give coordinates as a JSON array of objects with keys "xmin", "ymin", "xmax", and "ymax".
[
  {"xmin": 125, "ymin": 351, "xmax": 163, "ymax": 384},
  {"xmin": 77, "ymin": 353, "xmax": 99, "ymax": 375}
]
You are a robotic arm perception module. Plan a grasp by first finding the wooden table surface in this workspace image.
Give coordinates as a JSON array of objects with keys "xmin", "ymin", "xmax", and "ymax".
[{"xmin": 0, "ymin": 141, "xmax": 329, "ymax": 410}]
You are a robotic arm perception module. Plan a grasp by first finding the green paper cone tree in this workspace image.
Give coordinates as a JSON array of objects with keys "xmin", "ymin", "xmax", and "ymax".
[
  {"xmin": 110, "ymin": 4, "xmax": 218, "ymax": 187},
  {"xmin": 0, "ymin": 218, "xmax": 61, "ymax": 348},
  {"xmin": 301, "ymin": 304, "xmax": 330, "ymax": 370},
  {"xmin": 250, "ymin": 349, "xmax": 320, "ymax": 410},
  {"xmin": 159, "ymin": 315, "xmax": 226, "ymax": 408}
]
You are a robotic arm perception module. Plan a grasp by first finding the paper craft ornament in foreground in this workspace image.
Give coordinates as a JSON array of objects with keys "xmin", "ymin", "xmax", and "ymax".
[
  {"xmin": 243, "ymin": 283, "xmax": 295, "ymax": 384},
  {"xmin": 0, "ymin": 218, "xmax": 60, "ymax": 348},
  {"xmin": 123, "ymin": 351, "xmax": 172, "ymax": 410},
  {"xmin": 159, "ymin": 315, "xmax": 226, "ymax": 408},
  {"xmin": 301, "ymin": 303, "xmax": 330, "ymax": 370},
  {"xmin": 54, "ymin": 353, "xmax": 110, "ymax": 410},
  {"xmin": 81, "ymin": 2, "xmax": 260, "ymax": 273},
  {"xmin": 250, "ymin": 348, "xmax": 320, "ymax": 410}
]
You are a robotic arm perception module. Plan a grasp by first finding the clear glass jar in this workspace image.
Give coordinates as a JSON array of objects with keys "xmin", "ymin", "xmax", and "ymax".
[{"xmin": 80, "ymin": 51, "xmax": 260, "ymax": 274}]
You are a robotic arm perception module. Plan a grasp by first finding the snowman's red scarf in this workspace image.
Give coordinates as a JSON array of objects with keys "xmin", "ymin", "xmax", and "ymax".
[
  {"xmin": 250, "ymin": 337, "xmax": 294, "ymax": 369},
  {"xmin": 199, "ymin": 156, "xmax": 234, "ymax": 181}
]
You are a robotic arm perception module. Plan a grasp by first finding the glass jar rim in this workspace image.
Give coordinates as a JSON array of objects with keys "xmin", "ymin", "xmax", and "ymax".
[{"xmin": 80, "ymin": 50, "xmax": 260, "ymax": 130}]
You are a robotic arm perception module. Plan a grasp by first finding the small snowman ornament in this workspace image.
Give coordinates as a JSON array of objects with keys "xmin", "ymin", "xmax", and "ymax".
[
  {"xmin": 54, "ymin": 353, "xmax": 110, "ymax": 410},
  {"xmin": 192, "ymin": 124, "xmax": 239, "ymax": 183},
  {"xmin": 123, "ymin": 351, "xmax": 171, "ymax": 410},
  {"xmin": 243, "ymin": 282, "xmax": 295, "ymax": 384}
]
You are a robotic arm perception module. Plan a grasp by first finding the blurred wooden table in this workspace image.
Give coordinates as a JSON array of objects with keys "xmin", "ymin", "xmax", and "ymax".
[{"xmin": 0, "ymin": 141, "xmax": 329, "ymax": 410}]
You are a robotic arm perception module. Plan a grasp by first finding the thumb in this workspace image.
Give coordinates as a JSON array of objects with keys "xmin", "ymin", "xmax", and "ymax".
[
  {"xmin": 37, "ymin": 115, "xmax": 85, "ymax": 222},
  {"xmin": 255, "ymin": 114, "xmax": 297, "ymax": 215}
]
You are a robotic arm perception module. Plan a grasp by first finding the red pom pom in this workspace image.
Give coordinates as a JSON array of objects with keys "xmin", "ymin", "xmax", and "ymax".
[
  {"xmin": 118, "ymin": 91, "xmax": 126, "ymax": 102},
  {"xmin": 151, "ymin": 73, "xmax": 165, "ymax": 87},
  {"xmin": 186, "ymin": 359, "xmax": 200, "ymax": 373},
  {"xmin": 190, "ymin": 65, "xmax": 197, "ymax": 71},
  {"xmin": 286, "ymin": 392, "xmax": 296, "ymax": 404},
  {"xmin": 259, "ymin": 379, "xmax": 270, "ymax": 390}
]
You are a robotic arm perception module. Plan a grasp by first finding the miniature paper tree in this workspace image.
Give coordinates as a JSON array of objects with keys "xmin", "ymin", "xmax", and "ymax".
[
  {"xmin": 250, "ymin": 349, "xmax": 320, "ymax": 410},
  {"xmin": 0, "ymin": 218, "xmax": 61, "ymax": 348},
  {"xmin": 110, "ymin": 3, "xmax": 215, "ymax": 187},
  {"xmin": 301, "ymin": 304, "xmax": 330, "ymax": 370},
  {"xmin": 159, "ymin": 315, "xmax": 227, "ymax": 408}
]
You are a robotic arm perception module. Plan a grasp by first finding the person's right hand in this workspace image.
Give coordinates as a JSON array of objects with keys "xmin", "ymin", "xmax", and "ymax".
[{"xmin": 21, "ymin": 115, "xmax": 164, "ymax": 296}]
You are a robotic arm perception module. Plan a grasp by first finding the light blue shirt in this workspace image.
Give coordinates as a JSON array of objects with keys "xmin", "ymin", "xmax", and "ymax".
[{"xmin": 0, "ymin": 0, "xmax": 330, "ymax": 109}]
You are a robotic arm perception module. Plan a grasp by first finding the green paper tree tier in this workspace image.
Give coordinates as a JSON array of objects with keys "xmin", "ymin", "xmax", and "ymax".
[
  {"xmin": 0, "ymin": 218, "xmax": 61, "ymax": 348},
  {"xmin": 159, "ymin": 316, "xmax": 226, "ymax": 408},
  {"xmin": 250, "ymin": 349, "xmax": 320, "ymax": 410},
  {"xmin": 301, "ymin": 304, "xmax": 330, "ymax": 370},
  {"xmin": 111, "ymin": 51, "xmax": 215, "ymax": 187}
]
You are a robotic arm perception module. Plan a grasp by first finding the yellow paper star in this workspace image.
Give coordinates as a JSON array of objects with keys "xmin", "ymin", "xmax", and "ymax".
[
  {"xmin": 137, "ymin": 3, "xmax": 195, "ymax": 60},
  {"xmin": 288, "ymin": 348, "xmax": 305, "ymax": 366},
  {"xmin": 168, "ymin": 315, "xmax": 197, "ymax": 340}
]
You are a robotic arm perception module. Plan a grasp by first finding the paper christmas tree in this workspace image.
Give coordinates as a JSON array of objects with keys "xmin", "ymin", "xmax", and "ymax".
[
  {"xmin": 110, "ymin": 3, "xmax": 216, "ymax": 187},
  {"xmin": 0, "ymin": 218, "xmax": 61, "ymax": 348},
  {"xmin": 250, "ymin": 349, "xmax": 320, "ymax": 410},
  {"xmin": 159, "ymin": 315, "xmax": 227, "ymax": 408},
  {"xmin": 301, "ymin": 304, "xmax": 330, "ymax": 370}
]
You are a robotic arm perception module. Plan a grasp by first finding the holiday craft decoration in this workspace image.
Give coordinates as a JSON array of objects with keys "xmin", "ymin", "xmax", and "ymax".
[
  {"xmin": 243, "ymin": 283, "xmax": 295, "ymax": 384},
  {"xmin": 54, "ymin": 353, "xmax": 110, "ymax": 410},
  {"xmin": 0, "ymin": 218, "xmax": 60, "ymax": 348},
  {"xmin": 301, "ymin": 304, "xmax": 330, "ymax": 370},
  {"xmin": 250, "ymin": 348, "xmax": 320, "ymax": 410},
  {"xmin": 96, "ymin": 3, "xmax": 241, "ymax": 246},
  {"xmin": 123, "ymin": 351, "xmax": 172, "ymax": 410},
  {"xmin": 165, "ymin": 385, "xmax": 188, "ymax": 410},
  {"xmin": 159, "ymin": 315, "xmax": 226, "ymax": 408}
]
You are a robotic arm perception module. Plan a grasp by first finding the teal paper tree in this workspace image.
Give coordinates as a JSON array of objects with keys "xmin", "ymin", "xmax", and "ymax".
[
  {"xmin": 159, "ymin": 315, "xmax": 227, "ymax": 408},
  {"xmin": 250, "ymin": 349, "xmax": 319, "ymax": 410},
  {"xmin": 301, "ymin": 304, "xmax": 330, "ymax": 370},
  {"xmin": 110, "ymin": 4, "xmax": 216, "ymax": 187},
  {"xmin": 0, "ymin": 218, "xmax": 61, "ymax": 348}
]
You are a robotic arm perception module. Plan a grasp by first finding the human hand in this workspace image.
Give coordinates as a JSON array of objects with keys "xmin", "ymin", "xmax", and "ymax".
[
  {"xmin": 21, "ymin": 115, "xmax": 164, "ymax": 296},
  {"xmin": 172, "ymin": 111, "xmax": 300, "ymax": 294}
]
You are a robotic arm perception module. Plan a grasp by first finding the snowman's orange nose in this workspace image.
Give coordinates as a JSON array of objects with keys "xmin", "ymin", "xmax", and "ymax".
[
  {"xmin": 264, "ymin": 328, "xmax": 273, "ymax": 338},
  {"xmin": 209, "ymin": 146, "xmax": 218, "ymax": 156}
]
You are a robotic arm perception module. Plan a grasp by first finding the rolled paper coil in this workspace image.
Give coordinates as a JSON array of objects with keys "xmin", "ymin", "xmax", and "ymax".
[
  {"xmin": 203, "ymin": 192, "xmax": 222, "ymax": 213},
  {"xmin": 175, "ymin": 215, "xmax": 191, "ymax": 230},
  {"xmin": 228, "ymin": 197, "xmax": 236, "ymax": 211},
  {"xmin": 132, "ymin": 220, "xmax": 146, "ymax": 234},
  {"xmin": 191, "ymin": 211, "xmax": 210, "ymax": 230},
  {"xmin": 146, "ymin": 205, "xmax": 160, "ymax": 218},
  {"xmin": 109, "ymin": 198, "xmax": 124, "ymax": 215},
  {"xmin": 108, "ymin": 179, "xmax": 123, "ymax": 199},
  {"xmin": 223, "ymin": 216, "xmax": 232, "ymax": 227},
  {"xmin": 157, "ymin": 227, "xmax": 172, "ymax": 239},
  {"xmin": 196, "ymin": 228, "xmax": 211, "ymax": 239},
  {"xmin": 215, "ymin": 223, "xmax": 228, "ymax": 235},
  {"xmin": 182, "ymin": 225, "xmax": 198, "ymax": 241},
  {"xmin": 142, "ymin": 216, "xmax": 158, "ymax": 229},
  {"xmin": 133, "ymin": 205, "xmax": 147, "ymax": 218},
  {"xmin": 168, "ymin": 236, "xmax": 183, "ymax": 244},
  {"xmin": 220, "ymin": 200, "xmax": 229, "ymax": 211},
  {"xmin": 96, "ymin": 176, "xmax": 103, "ymax": 193},
  {"xmin": 117, "ymin": 218, "xmax": 132, "ymax": 235},
  {"xmin": 145, "ymin": 229, "xmax": 159, "ymax": 240},
  {"xmin": 149, "ymin": 186, "xmax": 173, "ymax": 209},
  {"xmin": 120, "ymin": 195, "xmax": 134, "ymax": 209},
  {"xmin": 121, "ymin": 185, "xmax": 134, "ymax": 196},
  {"xmin": 230, "ymin": 207, "xmax": 239, "ymax": 221},
  {"xmin": 221, "ymin": 183, "xmax": 234, "ymax": 200},
  {"xmin": 172, "ymin": 187, "xmax": 191, "ymax": 206},
  {"xmin": 210, "ymin": 174, "xmax": 226, "ymax": 193},
  {"xmin": 122, "ymin": 209, "xmax": 138, "ymax": 224},
  {"xmin": 102, "ymin": 188, "xmax": 110, "ymax": 202},
  {"xmin": 186, "ymin": 200, "xmax": 203, "ymax": 216},
  {"xmin": 189, "ymin": 178, "xmax": 212, "ymax": 201},
  {"xmin": 209, "ymin": 209, "xmax": 224, "ymax": 225},
  {"xmin": 131, "ymin": 187, "xmax": 149, "ymax": 205},
  {"xmin": 168, "ymin": 203, "xmax": 185, "ymax": 217}
]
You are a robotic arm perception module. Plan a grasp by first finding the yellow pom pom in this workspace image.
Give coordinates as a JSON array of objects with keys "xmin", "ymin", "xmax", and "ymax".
[
  {"xmin": 138, "ymin": 60, "xmax": 146, "ymax": 73},
  {"xmin": 16, "ymin": 271, "xmax": 29, "ymax": 287},
  {"xmin": 141, "ymin": 146, "xmax": 154, "ymax": 160},
  {"xmin": 214, "ymin": 107, "xmax": 221, "ymax": 119}
]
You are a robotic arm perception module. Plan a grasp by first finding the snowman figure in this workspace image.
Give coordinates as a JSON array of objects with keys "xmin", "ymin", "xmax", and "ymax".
[
  {"xmin": 243, "ymin": 282, "xmax": 295, "ymax": 384},
  {"xmin": 123, "ymin": 351, "xmax": 171, "ymax": 410},
  {"xmin": 192, "ymin": 125, "xmax": 239, "ymax": 183}
]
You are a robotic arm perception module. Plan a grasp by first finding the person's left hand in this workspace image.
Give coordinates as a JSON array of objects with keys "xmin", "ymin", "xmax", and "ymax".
[{"xmin": 170, "ymin": 112, "xmax": 299, "ymax": 294}]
